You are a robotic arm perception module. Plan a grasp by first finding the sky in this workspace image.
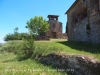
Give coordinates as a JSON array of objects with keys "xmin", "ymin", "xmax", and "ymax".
[{"xmin": 0, "ymin": 0, "xmax": 75, "ymax": 43}]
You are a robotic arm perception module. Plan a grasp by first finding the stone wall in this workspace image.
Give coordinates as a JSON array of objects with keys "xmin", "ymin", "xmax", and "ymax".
[
  {"xmin": 73, "ymin": 18, "xmax": 88, "ymax": 42},
  {"xmin": 87, "ymin": 0, "xmax": 100, "ymax": 43},
  {"xmin": 62, "ymin": 33, "xmax": 68, "ymax": 39},
  {"xmin": 67, "ymin": 0, "xmax": 86, "ymax": 41},
  {"xmin": 89, "ymin": 14, "xmax": 100, "ymax": 43},
  {"xmin": 46, "ymin": 20, "xmax": 62, "ymax": 38},
  {"xmin": 35, "ymin": 35, "xmax": 50, "ymax": 41},
  {"xmin": 40, "ymin": 53, "xmax": 100, "ymax": 75},
  {"xmin": 66, "ymin": 0, "xmax": 100, "ymax": 44}
]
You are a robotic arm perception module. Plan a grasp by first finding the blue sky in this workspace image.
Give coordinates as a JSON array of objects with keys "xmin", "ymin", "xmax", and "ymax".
[{"xmin": 0, "ymin": 0, "xmax": 75, "ymax": 43}]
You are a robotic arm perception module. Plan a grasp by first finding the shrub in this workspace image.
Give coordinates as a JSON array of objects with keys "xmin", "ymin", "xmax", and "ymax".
[{"xmin": 17, "ymin": 32, "xmax": 35, "ymax": 60}]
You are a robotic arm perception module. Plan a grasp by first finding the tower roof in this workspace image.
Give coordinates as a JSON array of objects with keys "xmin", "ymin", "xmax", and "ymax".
[{"xmin": 47, "ymin": 15, "xmax": 59, "ymax": 18}]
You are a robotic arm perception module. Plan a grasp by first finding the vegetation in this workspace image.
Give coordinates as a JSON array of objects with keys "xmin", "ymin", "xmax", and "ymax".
[
  {"xmin": 0, "ymin": 39, "xmax": 100, "ymax": 74},
  {"xmin": 26, "ymin": 16, "xmax": 50, "ymax": 36},
  {"xmin": 0, "ymin": 52, "xmax": 66, "ymax": 75},
  {"xmin": 1, "ymin": 15, "xmax": 100, "ymax": 75},
  {"xmin": 18, "ymin": 31, "xmax": 35, "ymax": 60},
  {"xmin": 1, "ymin": 40, "xmax": 100, "ymax": 61},
  {"xmin": 4, "ymin": 27, "xmax": 30, "ymax": 41},
  {"xmin": 14, "ymin": 27, "xmax": 19, "ymax": 33},
  {"xmin": 34, "ymin": 40, "xmax": 100, "ymax": 61},
  {"xmin": 66, "ymin": 22, "xmax": 68, "ymax": 33},
  {"xmin": 3, "ymin": 16, "xmax": 50, "ymax": 61},
  {"xmin": 4, "ymin": 32, "xmax": 30, "ymax": 41},
  {"xmin": 4, "ymin": 16, "xmax": 50, "ymax": 41}
]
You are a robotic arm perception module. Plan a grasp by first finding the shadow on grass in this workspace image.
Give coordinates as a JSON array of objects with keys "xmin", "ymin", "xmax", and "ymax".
[{"xmin": 57, "ymin": 41, "xmax": 100, "ymax": 54}]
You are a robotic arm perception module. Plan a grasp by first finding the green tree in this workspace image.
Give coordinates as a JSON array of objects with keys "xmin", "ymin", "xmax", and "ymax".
[
  {"xmin": 14, "ymin": 27, "xmax": 18, "ymax": 33},
  {"xmin": 25, "ymin": 16, "xmax": 49, "ymax": 36},
  {"xmin": 14, "ymin": 27, "xmax": 19, "ymax": 40},
  {"xmin": 18, "ymin": 31, "xmax": 35, "ymax": 60},
  {"xmin": 66, "ymin": 22, "xmax": 68, "ymax": 33}
]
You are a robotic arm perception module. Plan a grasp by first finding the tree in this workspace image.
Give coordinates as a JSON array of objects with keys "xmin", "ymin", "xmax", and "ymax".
[
  {"xmin": 25, "ymin": 16, "xmax": 49, "ymax": 36},
  {"xmin": 66, "ymin": 22, "xmax": 68, "ymax": 33},
  {"xmin": 14, "ymin": 27, "xmax": 19, "ymax": 39},
  {"xmin": 14, "ymin": 27, "xmax": 18, "ymax": 33}
]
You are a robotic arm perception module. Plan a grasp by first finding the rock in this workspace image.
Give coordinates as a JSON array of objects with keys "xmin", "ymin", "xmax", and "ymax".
[
  {"xmin": 39, "ymin": 53, "xmax": 100, "ymax": 75},
  {"xmin": 67, "ymin": 57, "xmax": 79, "ymax": 69}
]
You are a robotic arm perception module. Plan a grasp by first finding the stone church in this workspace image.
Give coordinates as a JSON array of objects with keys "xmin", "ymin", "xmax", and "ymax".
[
  {"xmin": 46, "ymin": 15, "xmax": 63, "ymax": 38},
  {"xmin": 65, "ymin": 0, "xmax": 100, "ymax": 44}
]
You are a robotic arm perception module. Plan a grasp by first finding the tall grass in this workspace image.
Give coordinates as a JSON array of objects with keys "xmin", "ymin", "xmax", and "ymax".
[
  {"xmin": 1, "ymin": 40, "xmax": 100, "ymax": 61},
  {"xmin": 0, "ymin": 41, "xmax": 23, "ymax": 53},
  {"xmin": 0, "ymin": 40, "xmax": 100, "ymax": 75},
  {"xmin": 0, "ymin": 52, "xmax": 66, "ymax": 75}
]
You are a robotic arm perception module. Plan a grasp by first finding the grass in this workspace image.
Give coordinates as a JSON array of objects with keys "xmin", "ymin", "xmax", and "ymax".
[
  {"xmin": 0, "ymin": 39, "xmax": 100, "ymax": 75},
  {"xmin": 1, "ymin": 39, "xmax": 100, "ymax": 61},
  {"xmin": 34, "ymin": 40, "xmax": 100, "ymax": 61},
  {"xmin": 0, "ymin": 52, "xmax": 66, "ymax": 75}
]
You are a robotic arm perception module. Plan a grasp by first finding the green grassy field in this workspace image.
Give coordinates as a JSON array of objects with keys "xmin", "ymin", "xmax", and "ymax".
[
  {"xmin": 0, "ymin": 39, "xmax": 100, "ymax": 75},
  {"xmin": 0, "ymin": 52, "xmax": 66, "ymax": 75},
  {"xmin": 34, "ymin": 39, "xmax": 100, "ymax": 61}
]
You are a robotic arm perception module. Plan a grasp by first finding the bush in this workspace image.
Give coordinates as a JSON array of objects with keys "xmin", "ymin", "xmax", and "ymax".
[
  {"xmin": 17, "ymin": 32, "xmax": 35, "ymax": 60},
  {"xmin": 1, "ymin": 37, "xmax": 35, "ymax": 61},
  {"xmin": 4, "ymin": 33, "xmax": 30, "ymax": 41}
]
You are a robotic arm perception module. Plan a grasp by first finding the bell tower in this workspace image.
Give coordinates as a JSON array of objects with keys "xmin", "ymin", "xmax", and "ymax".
[
  {"xmin": 47, "ymin": 15, "xmax": 59, "ymax": 21},
  {"xmin": 47, "ymin": 15, "xmax": 62, "ymax": 38}
]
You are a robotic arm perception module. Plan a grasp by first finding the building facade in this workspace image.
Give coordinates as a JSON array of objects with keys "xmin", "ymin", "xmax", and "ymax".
[
  {"xmin": 46, "ymin": 15, "xmax": 63, "ymax": 38},
  {"xmin": 65, "ymin": 0, "xmax": 100, "ymax": 44}
]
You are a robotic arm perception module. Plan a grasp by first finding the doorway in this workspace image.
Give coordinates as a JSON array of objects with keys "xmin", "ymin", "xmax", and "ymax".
[{"xmin": 52, "ymin": 32, "xmax": 56, "ymax": 38}]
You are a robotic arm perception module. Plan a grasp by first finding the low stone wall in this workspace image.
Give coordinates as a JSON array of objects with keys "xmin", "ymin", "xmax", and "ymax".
[
  {"xmin": 35, "ymin": 36, "xmax": 50, "ymax": 41},
  {"xmin": 62, "ymin": 33, "xmax": 68, "ymax": 39},
  {"xmin": 40, "ymin": 53, "xmax": 100, "ymax": 75}
]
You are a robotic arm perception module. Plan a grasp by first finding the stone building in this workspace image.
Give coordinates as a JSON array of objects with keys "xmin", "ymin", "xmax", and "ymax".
[
  {"xmin": 46, "ymin": 15, "xmax": 63, "ymax": 38},
  {"xmin": 65, "ymin": 0, "xmax": 100, "ymax": 44}
]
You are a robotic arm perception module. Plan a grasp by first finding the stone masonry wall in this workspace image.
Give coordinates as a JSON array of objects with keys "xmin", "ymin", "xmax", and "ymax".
[
  {"xmin": 74, "ymin": 18, "xmax": 88, "ymax": 42},
  {"xmin": 67, "ymin": 0, "xmax": 84, "ymax": 41},
  {"xmin": 89, "ymin": 12, "xmax": 100, "ymax": 43},
  {"xmin": 87, "ymin": 0, "xmax": 100, "ymax": 44},
  {"xmin": 40, "ymin": 53, "xmax": 100, "ymax": 75},
  {"xmin": 67, "ymin": 0, "xmax": 100, "ymax": 44},
  {"xmin": 47, "ymin": 20, "xmax": 62, "ymax": 38}
]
